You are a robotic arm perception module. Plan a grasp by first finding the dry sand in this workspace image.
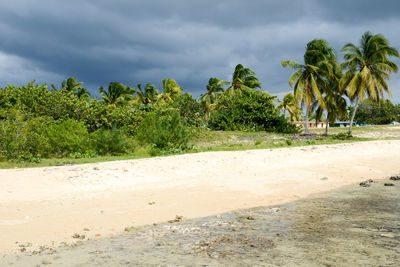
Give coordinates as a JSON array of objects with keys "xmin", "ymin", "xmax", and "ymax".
[{"xmin": 0, "ymin": 140, "xmax": 399, "ymax": 253}]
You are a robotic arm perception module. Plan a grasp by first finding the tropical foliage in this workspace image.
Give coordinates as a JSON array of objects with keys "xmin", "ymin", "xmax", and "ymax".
[
  {"xmin": 200, "ymin": 78, "xmax": 229, "ymax": 120},
  {"xmin": 277, "ymin": 93, "xmax": 301, "ymax": 121},
  {"xmin": 228, "ymin": 64, "xmax": 262, "ymax": 91},
  {"xmin": 133, "ymin": 83, "xmax": 158, "ymax": 106},
  {"xmin": 99, "ymin": 82, "xmax": 133, "ymax": 105}
]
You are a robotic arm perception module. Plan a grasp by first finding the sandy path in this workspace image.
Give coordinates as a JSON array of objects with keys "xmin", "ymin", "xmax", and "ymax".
[{"xmin": 1, "ymin": 140, "xmax": 399, "ymax": 253}]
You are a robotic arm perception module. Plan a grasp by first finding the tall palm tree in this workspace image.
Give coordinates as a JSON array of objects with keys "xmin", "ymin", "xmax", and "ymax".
[
  {"xmin": 277, "ymin": 93, "xmax": 301, "ymax": 121},
  {"xmin": 200, "ymin": 77, "xmax": 229, "ymax": 120},
  {"xmin": 133, "ymin": 83, "xmax": 158, "ymax": 105},
  {"xmin": 341, "ymin": 31, "xmax": 399, "ymax": 134},
  {"xmin": 99, "ymin": 82, "xmax": 133, "ymax": 106},
  {"xmin": 158, "ymin": 79, "xmax": 183, "ymax": 102},
  {"xmin": 228, "ymin": 64, "xmax": 261, "ymax": 92},
  {"xmin": 282, "ymin": 39, "xmax": 338, "ymax": 134}
]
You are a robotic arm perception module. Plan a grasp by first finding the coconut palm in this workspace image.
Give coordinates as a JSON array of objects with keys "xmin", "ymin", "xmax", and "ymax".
[
  {"xmin": 281, "ymin": 60, "xmax": 327, "ymax": 134},
  {"xmin": 228, "ymin": 64, "xmax": 261, "ymax": 92},
  {"xmin": 157, "ymin": 79, "xmax": 183, "ymax": 102},
  {"xmin": 200, "ymin": 78, "xmax": 229, "ymax": 120},
  {"xmin": 133, "ymin": 83, "xmax": 158, "ymax": 105},
  {"xmin": 282, "ymin": 39, "xmax": 339, "ymax": 134},
  {"xmin": 99, "ymin": 82, "xmax": 133, "ymax": 106},
  {"xmin": 277, "ymin": 93, "xmax": 301, "ymax": 121},
  {"xmin": 340, "ymin": 31, "xmax": 399, "ymax": 134}
]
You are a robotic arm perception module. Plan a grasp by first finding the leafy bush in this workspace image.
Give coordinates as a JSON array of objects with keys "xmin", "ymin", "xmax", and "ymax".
[
  {"xmin": 136, "ymin": 109, "xmax": 190, "ymax": 154},
  {"xmin": 46, "ymin": 119, "xmax": 89, "ymax": 157},
  {"xmin": 163, "ymin": 93, "xmax": 203, "ymax": 127},
  {"xmin": 354, "ymin": 99, "xmax": 400, "ymax": 124},
  {"xmin": 208, "ymin": 88, "xmax": 299, "ymax": 133},
  {"xmin": 0, "ymin": 114, "xmax": 51, "ymax": 159},
  {"xmin": 89, "ymin": 128, "xmax": 133, "ymax": 156}
]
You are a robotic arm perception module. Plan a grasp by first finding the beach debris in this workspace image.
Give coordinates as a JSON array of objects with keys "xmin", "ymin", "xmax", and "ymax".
[
  {"xmin": 271, "ymin": 207, "xmax": 281, "ymax": 212},
  {"xmin": 168, "ymin": 215, "xmax": 184, "ymax": 223},
  {"xmin": 320, "ymin": 177, "xmax": 328, "ymax": 181},
  {"xmin": 384, "ymin": 183, "xmax": 395, "ymax": 186},
  {"xmin": 389, "ymin": 175, "xmax": 400, "ymax": 181},
  {"xmin": 380, "ymin": 233, "xmax": 395, "ymax": 238},
  {"xmin": 72, "ymin": 233, "xmax": 85, "ymax": 239},
  {"xmin": 83, "ymin": 228, "xmax": 90, "ymax": 231},
  {"xmin": 148, "ymin": 201, "xmax": 156, "ymax": 205},
  {"xmin": 360, "ymin": 179, "xmax": 374, "ymax": 187},
  {"xmin": 95, "ymin": 234, "xmax": 102, "ymax": 237},
  {"xmin": 124, "ymin": 226, "xmax": 136, "ymax": 232}
]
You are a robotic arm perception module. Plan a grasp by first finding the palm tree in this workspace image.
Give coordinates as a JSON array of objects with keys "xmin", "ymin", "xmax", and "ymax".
[
  {"xmin": 340, "ymin": 31, "xmax": 399, "ymax": 134},
  {"xmin": 307, "ymin": 40, "xmax": 345, "ymax": 135},
  {"xmin": 277, "ymin": 93, "xmax": 301, "ymax": 121},
  {"xmin": 157, "ymin": 79, "xmax": 183, "ymax": 102},
  {"xmin": 282, "ymin": 39, "xmax": 339, "ymax": 134},
  {"xmin": 133, "ymin": 83, "xmax": 158, "ymax": 105},
  {"xmin": 99, "ymin": 82, "xmax": 133, "ymax": 106},
  {"xmin": 51, "ymin": 77, "xmax": 91, "ymax": 100},
  {"xmin": 200, "ymin": 78, "xmax": 229, "ymax": 120},
  {"xmin": 281, "ymin": 59, "xmax": 328, "ymax": 134},
  {"xmin": 228, "ymin": 64, "xmax": 261, "ymax": 92},
  {"xmin": 74, "ymin": 87, "xmax": 91, "ymax": 100}
]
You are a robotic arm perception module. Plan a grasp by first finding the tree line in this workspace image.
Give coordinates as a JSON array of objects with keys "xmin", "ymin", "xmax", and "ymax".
[{"xmin": 0, "ymin": 64, "xmax": 297, "ymax": 161}]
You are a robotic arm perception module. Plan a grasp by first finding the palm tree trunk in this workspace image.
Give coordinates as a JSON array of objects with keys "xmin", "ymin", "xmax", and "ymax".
[
  {"xmin": 324, "ymin": 119, "xmax": 329, "ymax": 136},
  {"xmin": 304, "ymin": 108, "xmax": 310, "ymax": 135},
  {"xmin": 349, "ymin": 98, "xmax": 360, "ymax": 135}
]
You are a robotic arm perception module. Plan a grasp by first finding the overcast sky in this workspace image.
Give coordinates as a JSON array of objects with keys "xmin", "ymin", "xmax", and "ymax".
[{"xmin": 1, "ymin": 0, "xmax": 400, "ymax": 102}]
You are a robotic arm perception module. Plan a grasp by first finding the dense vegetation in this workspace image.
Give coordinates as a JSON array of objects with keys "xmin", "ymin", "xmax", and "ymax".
[
  {"xmin": 1, "ymin": 31, "xmax": 399, "ymax": 163},
  {"xmin": 0, "ymin": 66, "xmax": 297, "ymax": 162}
]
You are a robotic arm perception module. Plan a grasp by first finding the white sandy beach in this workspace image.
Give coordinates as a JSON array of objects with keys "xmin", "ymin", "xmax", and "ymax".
[{"xmin": 1, "ymin": 140, "xmax": 399, "ymax": 252}]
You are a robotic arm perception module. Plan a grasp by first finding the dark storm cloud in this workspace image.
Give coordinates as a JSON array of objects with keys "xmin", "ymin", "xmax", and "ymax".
[{"xmin": 0, "ymin": 0, "xmax": 400, "ymax": 102}]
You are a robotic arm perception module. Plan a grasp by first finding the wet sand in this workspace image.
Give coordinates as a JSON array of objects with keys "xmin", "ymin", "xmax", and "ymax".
[{"xmin": 2, "ymin": 177, "xmax": 399, "ymax": 266}]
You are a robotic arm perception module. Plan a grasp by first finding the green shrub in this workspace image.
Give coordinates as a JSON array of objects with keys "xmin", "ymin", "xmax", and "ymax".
[
  {"xmin": 136, "ymin": 109, "xmax": 190, "ymax": 153},
  {"xmin": 164, "ymin": 93, "xmax": 203, "ymax": 127},
  {"xmin": 46, "ymin": 119, "xmax": 89, "ymax": 156},
  {"xmin": 208, "ymin": 88, "xmax": 299, "ymax": 133},
  {"xmin": 0, "ymin": 114, "xmax": 51, "ymax": 159},
  {"xmin": 89, "ymin": 128, "xmax": 133, "ymax": 156}
]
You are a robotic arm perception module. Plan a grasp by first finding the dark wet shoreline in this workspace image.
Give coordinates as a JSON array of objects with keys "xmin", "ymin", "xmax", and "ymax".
[{"xmin": 2, "ymin": 177, "xmax": 400, "ymax": 266}]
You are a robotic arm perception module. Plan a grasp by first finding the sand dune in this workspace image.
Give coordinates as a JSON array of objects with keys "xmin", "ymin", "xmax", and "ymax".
[{"xmin": 1, "ymin": 140, "xmax": 399, "ymax": 252}]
